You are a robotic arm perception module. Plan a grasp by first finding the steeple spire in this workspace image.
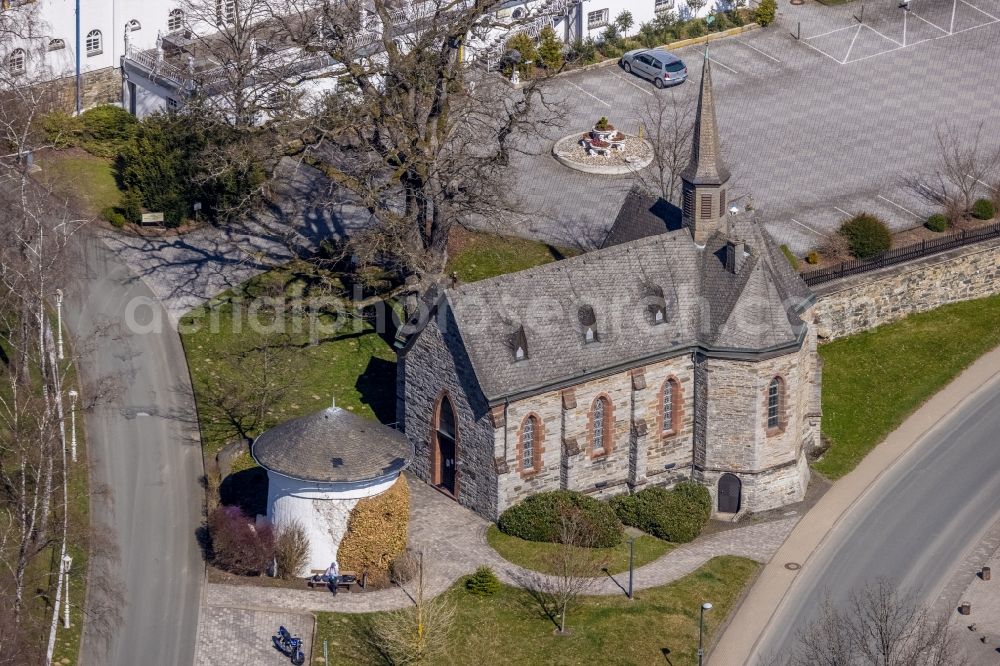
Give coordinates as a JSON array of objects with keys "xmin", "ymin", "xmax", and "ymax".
[
  {"xmin": 681, "ymin": 48, "xmax": 731, "ymax": 186},
  {"xmin": 680, "ymin": 48, "xmax": 732, "ymax": 245}
]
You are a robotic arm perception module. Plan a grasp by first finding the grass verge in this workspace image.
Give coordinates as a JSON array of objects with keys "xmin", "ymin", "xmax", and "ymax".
[
  {"xmin": 486, "ymin": 525, "xmax": 672, "ymax": 576},
  {"xmin": 818, "ymin": 294, "xmax": 1000, "ymax": 478},
  {"xmin": 446, "ymin": 228, "xmax": 580, "ymax": 283},
  {"xmin": 314, "ymin": 555, "xmax": 757, "ymax": 665},
  {"xmin": 36, "ymin": 149, "xmax": 120, "ymax": 219}
]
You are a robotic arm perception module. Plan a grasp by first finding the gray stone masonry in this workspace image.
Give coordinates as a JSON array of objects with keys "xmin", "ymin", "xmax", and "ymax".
[
  {"xmin": 402, "ymin": 307, "xmax": 497, "ymax": 519},
  {"xmin": 813, "ymin": 238, "xmax": 1000, "ymax": 340}
]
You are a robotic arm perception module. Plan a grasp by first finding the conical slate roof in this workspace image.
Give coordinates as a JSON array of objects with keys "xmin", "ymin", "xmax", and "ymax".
[
  {"xmin": 252, "ymin": 406, "xmax": 412, "ymax": 484},
  {"xmin": 679, "ymin": 51, "xmax": 731, "ymax": 187}
]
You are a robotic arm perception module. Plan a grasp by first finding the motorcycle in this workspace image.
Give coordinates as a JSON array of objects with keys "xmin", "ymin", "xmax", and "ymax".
[{"xmin": 272, "ymin": 625, "xmax": 305, "ymax": 665}]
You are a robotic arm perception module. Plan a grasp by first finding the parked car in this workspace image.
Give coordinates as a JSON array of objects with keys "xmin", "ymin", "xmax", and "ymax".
[{"xmin": 619, "ymin": 49, "xmax": 688, "ymax": 88}]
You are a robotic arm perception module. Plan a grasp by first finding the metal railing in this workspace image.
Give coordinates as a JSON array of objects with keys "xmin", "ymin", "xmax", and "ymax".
[{"xmin": 801, "ymin": 220, "xmax": 1000, "ymax": 286}]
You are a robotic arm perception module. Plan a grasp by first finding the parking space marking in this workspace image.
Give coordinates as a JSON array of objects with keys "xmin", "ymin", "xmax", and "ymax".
[
  {"xmin": 799, "ymin": 37, "xmax": 844, "ymax": 64},
  {"xmin": 910, "ymin": 11, "xmax": 950, "ymax": 35},
  {"xmin": 963, "ymin": 0, "xmax": 1000, "ymax": 21},
  {"xmin": 877, "ymin": 194, "xmax": 921, "ymax": 219},
  {"xmin": 612, "ymin": 71, "xmax": 654, "ymax": 96},
  {"xmin": 789, "ymin": 218, "xmax": 831, "ymax": 237},
  {"xmin": 708, "ymin": 56, "xmax": 738, "ymax": 74},
  {"xmin": 566, "ymin": 81, "xmax": 611, "ymax": 107},
  {"xmin": 833, "ymin": 206, "xmax": 854, "ymax": 218},
  {"xmin": 967, "ymin": 174, "xmax": 999, "ymax": 191},
  {"xmin": 808, "ymin": 24, "xmax": 860, "ymax": 40},
  {"xmin": 736, "ymin": 40, "xmax": 782, "ymax": 62}
]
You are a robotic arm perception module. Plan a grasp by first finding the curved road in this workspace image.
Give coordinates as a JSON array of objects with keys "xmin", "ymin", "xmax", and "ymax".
[
  {"xmin": 69, "ymin": 231, "xmax": 204, "ymax": 666},
  {"xmin": 751, "ymin": 375, "xmax": 1000, "ymax": 662}
]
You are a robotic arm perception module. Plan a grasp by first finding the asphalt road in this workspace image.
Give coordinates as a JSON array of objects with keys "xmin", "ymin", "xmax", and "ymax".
[
  {"xmin": 751, "ymin": 375, "xmax": 1000, "ymax": 662},
  {"xmin": 68, "ymin": 231, "xmax": 204, "ymax": 666}
]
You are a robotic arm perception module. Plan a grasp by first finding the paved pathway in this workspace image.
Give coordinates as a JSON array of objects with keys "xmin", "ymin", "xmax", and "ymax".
[
  {"xmin": 195, "ymin": 607, "xmax": 314, "ymax": 666},
  {"xmin": 204, "ymin": 477, "xmax": 797, "ymax": 614},
  {"xmin": 943, "ymin": 519, "xmax": 1000, "ymax": 665}
]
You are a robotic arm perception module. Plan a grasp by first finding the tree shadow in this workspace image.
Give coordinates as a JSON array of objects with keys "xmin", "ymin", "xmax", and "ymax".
[
  {"xmin": 355, "ymin": 356, "xmax": 398, "ymax": 425},
  {"xmin": 219, "ymin": 467, "xmax": 268, "ymax": 518},
  {"xmin": 509, "ymin": 569, "xmax": 561, "ymax": 630}
]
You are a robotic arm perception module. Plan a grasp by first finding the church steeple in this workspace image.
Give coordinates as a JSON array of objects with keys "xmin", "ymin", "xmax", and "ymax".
[{"xmin": 681, "ymin": 49, "xmax": 732, "ymax": 245}]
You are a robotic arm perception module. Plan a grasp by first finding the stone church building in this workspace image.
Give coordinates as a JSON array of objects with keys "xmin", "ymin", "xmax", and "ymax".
[{"xmin": 396, "ymin": 57, "xmax": 822, "ymax": 520}]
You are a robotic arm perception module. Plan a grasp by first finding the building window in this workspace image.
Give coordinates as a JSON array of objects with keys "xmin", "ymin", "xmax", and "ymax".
[
  {"xmin": 85, "ymin": 30, "xmax": 102, "ymax": 56},
  {"xmin": 48, "ymin": 39, "xmax": 66, "ymax": 51},
  {"xmin": 767, "ymin": 376, "xmax": 784, "ymax": 432},
  {"xmin": 167, "ymin": 97, "xmax": 179, "ymax": 110},
  {"xmin": 683, "ymin": 186, "xmax": 694, "ymax": 218},
  {"xmin": 127, "ymin": 19, "xmax": 141, "ymax": 32},
  {"xmin": 719, "ymin": 189, "xmax": 727, "ymax": 217},
  {"xmin": 521, "ymin": 415, "xmax": 538, "ymax": 472},
  {"xmin": 216, "ymin": 0, "xmax": 236, "ymax": 23},
  {"xmin": 6, "ymin": 48, "xmax": 25, "ymax": 76},
  {"xmin": 662, "ymin": 379, "xmax": 678, "ymax": 434},
  {"xmin": 592, "ymin": 396, "xmax": 610, "ymax": 455},
  {"xmin": 588, "ymin": 8, "xmax": 609, "ymax": 28},
  {"xmin": 512, "ymin": 6, "xmax": 526, "ymax": 19},
  {"xmin": 654, "ymin": 0, "xmax": 675, "ymax": 13},
  {"xmin": 168, "ymin": 9, "xmax": 184, "ymax": 32}
]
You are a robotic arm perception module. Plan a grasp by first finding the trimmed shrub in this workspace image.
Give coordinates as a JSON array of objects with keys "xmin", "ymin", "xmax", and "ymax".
[
  {"xmin": 925, "ymin": 213, "xmax": 948, "ymax": 232},
  {"xmin": 755, "ymin": 0, "xmax": 777, "ymax": 26},
  {"xmin": 612, "ymin": 482, "xmax": 711, "ymax": 544},
  {"xmin": 972, "ymin": 198, "xmax": 996, "ymax": 221},
  {"xmin": 101, "ymin": 206, "xmax": 127, "ymax": 229},
  {"xmin": 208, "ymin": 505, "xmax": 275, "ymax": 575},
  {"xmin": 337, "ymin": 476, "xmax": 410, "ymax": 588},
  {"xmin": 274, "ymin": 520, "xmax": 310, "ymax": 579},
  {"xmin": 497, "ymin": 490, "xmax": 623, "ymax": 547},
  {"xmin": 465, "ymin": 566, "xmax": 501, "ymax": 596},
  {"xmin": 806, "ymin": 250, "xmax": 820, "ymax": 265},
  {"xmin": 779, "ymin": 244, "xmax": 799, "ymax": 270},
  {"xmin": 79, "ymin": 106, "xmax": 138, "ymax": 158},
  {"xmin": 839, "ymin": 213, "xmax": 891, "ymax": 259}
]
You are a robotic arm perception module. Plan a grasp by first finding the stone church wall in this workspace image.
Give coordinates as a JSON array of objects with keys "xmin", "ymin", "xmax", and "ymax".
[
  {"xmin": 812, "ymin": 237, "xmax": 1000, "ymax": 340},
  {"xmin": 400, "ymin": 308, "xmax": 498, "ymax": 519}
]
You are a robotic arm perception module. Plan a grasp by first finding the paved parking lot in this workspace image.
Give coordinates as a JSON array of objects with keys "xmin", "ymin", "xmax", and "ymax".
[
  {"xmin": 508, "ymin": 0, "xmax": 1000, "ymax": 253},
  {"xmin": 195, "ymin": 606, "xmax": 314, "ymax": 666}
]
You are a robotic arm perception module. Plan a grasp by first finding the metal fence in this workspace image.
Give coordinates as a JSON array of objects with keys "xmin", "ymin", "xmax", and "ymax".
[{"xmin": 801, "ymin": 220, "xmax": 1000, "ymax": 286}]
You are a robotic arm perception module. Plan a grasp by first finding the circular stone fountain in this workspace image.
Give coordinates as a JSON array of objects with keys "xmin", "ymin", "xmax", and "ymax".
[{"xmin": 552, "ymin": 117, "xmax": 654, "ymax": 175}]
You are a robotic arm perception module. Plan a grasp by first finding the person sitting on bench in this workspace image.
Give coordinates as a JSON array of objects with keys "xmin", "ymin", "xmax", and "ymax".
[{"xmin": 320, "ymin": 560, "xmax": 340, "ymax": 594}]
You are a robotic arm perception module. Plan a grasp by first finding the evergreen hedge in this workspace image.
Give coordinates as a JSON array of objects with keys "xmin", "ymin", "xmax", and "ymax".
[
  {"xmin": 337, "ymin": 476, "xmax": 410, "ymax": 588},
  {"xmin": 610, "ymin": 482, "xmax": 711, "ymax": 543},
  {"xmin": 497, "ymin": 490, "xmax": 623, "ymax": 547},
  {"xmin": 839, "ymin": 213, "xmax": 892, "ymax": 259},
  {"xmin": 972, "ymin": 198, "xmax": 996, "ymax": 221}
]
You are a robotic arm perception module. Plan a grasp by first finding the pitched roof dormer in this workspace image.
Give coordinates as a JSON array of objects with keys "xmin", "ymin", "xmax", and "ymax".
[{"xmin": 578, "ymin": 305, "xmax": 598, "ymax": 343}]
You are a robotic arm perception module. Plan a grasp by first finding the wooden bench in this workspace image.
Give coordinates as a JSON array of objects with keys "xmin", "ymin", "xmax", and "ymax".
[{"xmin": 306, "ymin": 569, "xmax": 367, "ymax": 593}]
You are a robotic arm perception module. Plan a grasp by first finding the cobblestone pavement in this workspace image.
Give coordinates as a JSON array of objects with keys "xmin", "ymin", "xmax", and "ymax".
[
  {"xmin": 204, "ymin": 475, "xmax": 797, "ymax": 614},
  {"xmin": 194, "ymin": 606, "xmax": 314, "ymax": 666},
  {"xmin": 942, "ymin": 518, "xmax": 1000, "ymax": 665}
]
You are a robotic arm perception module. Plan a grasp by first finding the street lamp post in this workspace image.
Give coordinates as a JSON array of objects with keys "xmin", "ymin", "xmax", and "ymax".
[
  {"xmin": 627, "ymin": 536, "xmax": 635, "ymax": 600},
  {"xmin": 68, "ymin": 389, "xmax": 78, "ymax": 463},
  {"xmin": 62, "ymin": 554, "xmax": 73, "ymax": 628},
  {"xmin": 698, "ymin": 601, "xmax": 713, "ymax": 666},
  {"xmin": 55, "ymin": 289, "xmax": 64, "ymax": 361}
]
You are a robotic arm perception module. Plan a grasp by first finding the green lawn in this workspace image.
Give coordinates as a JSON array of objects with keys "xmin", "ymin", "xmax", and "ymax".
[
  {"xmin": 446, "ymin": 229, "xmax": 580, "ymax": 283},
  {"xmin": 37, "ymin": 149, "xmax": 120, "ymax": 218},
  {"xmin": 182, "ymin": 233, "xmax": 577, "ymax": 458},
  {"xmin": 486, "ymin": 525, "xmax": 673, "ymax": 576},
  {"xmin": 314, "ymin": 555, "xmax": 757, "ymax": 665},
  {"xmin": 817, "ymin": 294, "xmax": 1000, "ymax": 478}
]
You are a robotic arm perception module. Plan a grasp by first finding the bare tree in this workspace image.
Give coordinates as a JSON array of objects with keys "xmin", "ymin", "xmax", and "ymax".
[
  {"xmin": 368, "ymin": 551, "xmax": 455, "ymax": 664},
  {"xmin": 517, "ymin": 507, "xmax": 607, "ymax": 635},
  {"xmin": 770, "ymin": 579, "xmax": 968, "ymax": 666},
  {"xmin": 637, "ymin": 93, "xmax": 695, "ymax": 204},
  {"xmin": 260, "ymin": 0, "xmax": 565, "ymax": 295},
  {"xmin": 904, "ymin": 122, "xmax": 1000, "ymax": 226}
]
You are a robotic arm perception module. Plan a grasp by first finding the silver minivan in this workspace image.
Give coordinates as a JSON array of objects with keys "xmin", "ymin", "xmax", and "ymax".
[{"xmin": 620, "ymin": 48, "xmax": 688, "ymax": 88}]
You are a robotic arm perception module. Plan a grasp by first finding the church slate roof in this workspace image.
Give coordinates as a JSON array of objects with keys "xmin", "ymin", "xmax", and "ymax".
[
  {"xmin": 426, "ymin": 211, "xmax": 814, "ymax": 404},
  {"xmin": 600, "ymin": 187, "xmax": 679, "ymax": 248},
  {"xmin": 252, "ymin": 407, "xmax": 412, "ymax": 484}
]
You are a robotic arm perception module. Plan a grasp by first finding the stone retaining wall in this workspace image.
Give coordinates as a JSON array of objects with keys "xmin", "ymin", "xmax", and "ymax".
[{"xmin": 812, "ymin": 237, "xmax": 1000, "ymax": 340}]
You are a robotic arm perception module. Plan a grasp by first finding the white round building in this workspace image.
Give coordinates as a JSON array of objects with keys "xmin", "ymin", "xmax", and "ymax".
[{"xmin": 251, "ymin": 405, "xmax": 412, "ymax": 574}]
